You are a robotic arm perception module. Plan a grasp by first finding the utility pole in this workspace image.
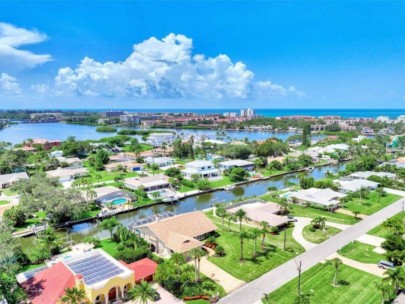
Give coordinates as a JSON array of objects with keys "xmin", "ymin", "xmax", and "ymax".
[
  {"xmin": 283, "ymin": 227, "xmax": 287, "ymax": 250},
  {"xmin": 297, "ymin": 260, "xmax": 302, "ymax": 296}
]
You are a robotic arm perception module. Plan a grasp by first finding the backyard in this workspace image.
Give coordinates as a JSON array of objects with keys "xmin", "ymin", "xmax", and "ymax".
[
  {"xmin": 206, "ymin": 211, "xmax": 304, "ymax": 282},
  {"xmin": 368, "ymin": 211, "xmax": 405, "ymax": 238},
  {"xmin": 288, "ymin": 204, "xmax": 358, "ymax": 225},
  {"xmin": 302, "ymin": 225, "xmax": 341, "ymax": 244},
  {"xmin": 342, "ymin": 191, "xmax": 400, "ymax": 215},
  {"xmin": 263, "ymin": 263, "xmax": 381, "ymax": 304},
  {"xmin": 338, "ymin": 241, "xmax": 383, "ymax": 264}
]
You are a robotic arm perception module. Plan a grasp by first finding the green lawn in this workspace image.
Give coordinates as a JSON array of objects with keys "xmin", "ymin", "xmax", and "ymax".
[
  {"xmin": 288, "ymin": 204, "xmax": 359, "ymax": 225},
  {"xmin": 368, "ymin": 211, "xmax": 405, "ymax": 238},
  {"xmin": 185, "ymin": 300, "xmax": 210, "ymax": 304},
  {"xmin": 209, "ymin": 176, "xmax": 233, "ymax": 188},
  {"xmin": 206, "ymin": 211, "xmax": 304, "ymax": 282},
  {"xmin": 99, "ymin": 238, "xmax": 120, "ymax": 257},
  {"xmin": 261, "ymin": 168, "xmax": 289, "ymax": 177},
  {"xmin": 2, "ymin": 188, "xmax": 16, "ymax": 196},
  {"xmin": 82, "ymin": 161, "xmax": 140, "ymax": 183},
  {"xmin": 20, "ymin": 262, "xmax": 46, "ymax": 272},
  {"xmin": 342, "ymin": 192, "xmax": 401, "ymax": 215},
  {"xmin": 263, "ymin": 263, "xmax": 381, "ymax": 304},
  {"xmin": 339, "ymin": 241, "xmax": 383, "ymax": 264},
  {"xmin": 302, "ymin": 225, "xmax": 341, "ymax": 244},
  {"xmin": 0, "ymin": 200, "xmax": 9, "ymax": 205}
]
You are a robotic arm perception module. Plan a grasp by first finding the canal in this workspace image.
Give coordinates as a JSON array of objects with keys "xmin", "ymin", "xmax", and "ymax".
[{"xmin": 19, "ymin": 162, "xmax": 346, "ymax": 249}]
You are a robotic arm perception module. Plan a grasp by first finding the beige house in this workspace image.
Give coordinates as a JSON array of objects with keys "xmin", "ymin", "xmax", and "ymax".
[
  {"xmin": 124, "ymin": 174, "xmax": 170, "ymax": 192},
  {"xmin": 135, "ymin": 211, "xmax": 217, "ymax": 257}
]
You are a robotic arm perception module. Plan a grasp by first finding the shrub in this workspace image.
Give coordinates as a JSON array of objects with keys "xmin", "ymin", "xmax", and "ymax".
[
  {"xmin": 3, "ymin": 206, "xmax": 27, "ymax": 227},
  {"xmin": 83, "ymin": 236, "xmax": 101, "ymax": 248},
  {"xmin": 214, "ymin": 245, "xmax": 225, "ymax": 257},
  {"xmin": 181, "ymin": 179, "xmax": 194, "ymax": 188},
  {"xmin": 96, "ymin": 126, "xmax": 117, "ymax": 133}
]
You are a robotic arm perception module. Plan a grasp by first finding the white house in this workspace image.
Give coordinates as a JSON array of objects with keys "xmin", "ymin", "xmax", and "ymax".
[
  {"xmin": 291, "ymin": 188, "xmax": 346, "ymax": 210},
  {"xmin": 335, "ymin": 179, "xmax": 379, "ymax": 193},
  {"xmin": 124, "ymin": 174, "xmax": 171, "ymax": 192},
  {"xmin": 181, "ymin": 160, "xmax": 220, "ymax": 180},
  {"xmin": 50, "ymin": 150, "xmax": 63, "ymax": 158},
  {"xmin": 57, "ymin": 157, "xmax": 83, "ymax": 169},
  {"xmin": 219, "ymin": 159, "xmax": 255, "ymax": 171},
  {"xmin": 145, "ymin": 157, "xmax": 175, "ymax": 168},
  {"xmin": 46, "ymin": 167, "xmax": 89, "ymax": 182},
  {"xmin": 146, "ymin": 133, "xmax": 175, "ymax": 147},
  {"xmin": 0, "ymin": 172, "xmax": 29, "ymax": 189},
  {"xmin": 348, "ymin": 171, "xmax": 396, "ymax": 180}
]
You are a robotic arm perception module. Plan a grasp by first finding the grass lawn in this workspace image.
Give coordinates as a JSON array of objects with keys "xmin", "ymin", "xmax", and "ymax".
[
  {"xmin": 342, "ymin": 192, "xmax": 401, "ymax": 215},
  {"xmin": 185, "ymin": 300, "xmax": 210, "ymax": 304},
  {"xmin": 2, "ymin": 188, "xmax": 16, "ymax": 196},
  {"xmin": 209, "ymin": 176, "xmax": 233, "ymax": 189},
  {"xmin": 20, "ymin": 262, "xmax": 46, "ymax": 272},
  {"xmin": 368, "ymin": 211, "xmax": 405, "ymax": 238},
  {"xmin": 206, "ymin": 211, "xmax": 304, "ymax": 282},
  {"xmin": 261, "ymin": 168, "xmax": 289, "ymax": 177},
  {"xmin": 82, "ymin": 161, "xmax": 140, "ymax": 183},
  {"xmin": 288, "ymin": 204, "xmax": 359, "ymax": 225},
  {"xmin": 339, "ymin": 241, "xmax": 384, "ymax": 264},
  {"xmin": 263, "ymin": 263, "xmax": 381, "ymax": 304},
  {"xmin": 178, "ymin": 185, "xmax": 195, "ymax": 193},
  {"xmin": 0, "ymin": 200, "xmax": 9, "ymax": 205},
  {"xmin": 99, "ymin": 238, "xmax": 120, "ymax": 257},
  {"xmin": 302, "ymin": 225, "xmax": 341, "ymax": 244}
]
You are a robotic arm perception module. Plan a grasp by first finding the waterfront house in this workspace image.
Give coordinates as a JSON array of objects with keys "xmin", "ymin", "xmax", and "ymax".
[
  {"xmin": 93, "ymin": 186, "xmax": 135, "ymax": 205},
  {"xmin": 17, "ymin": 249, "xmax": 157, "ymax": 304},
  {"xmin": 145, "ymin": 156, "xmax": 175, "ymax": 168},
  {"xmin": 0, "ymin": 172, "xmax": 29, "ymax": 189},
  {"xmin": 181, "ymin": 160, "xmax": 220, "ymax": 180},
  {"xmin": 25, "ymin": 138, "xmax": 62, "ymax": 150},
  {"xmin": 124, "ymin": 174, "xmax": 170, "ymax": 192},
  {"xmin": 219, "ymin": 159, "xmax": 255, "ymax": 171},
  {"xmin": 146, "ymin": 133, "xmax": 175, "ymax": 147},
  {"xmin": 104, "ymin": 161, "xmax": 143, "ymax": 172},
  {"xmin": 108, "ymin": 152, "xmax": 137, "ymax": 163},
  {"xmin": 348, "ymin": 171, "xmax": 396, "ymax": 180},
  {"xmin": 46, "ymin": 167, "xmax": 89, "ymax": 183},
  {"xmin": 135, "ymin": 211, "xmax": 217, "ymax": 257},
  {"xmin": 335, "ymin": 179, "xmax": 379, "ymax": 193},
  {"xmin": 291, "ymin": 188, "xmax": 346, "ymax": 210},
  {"xmin": 50, "ymin": 150, "xmax": 64, "ymax": 158}
]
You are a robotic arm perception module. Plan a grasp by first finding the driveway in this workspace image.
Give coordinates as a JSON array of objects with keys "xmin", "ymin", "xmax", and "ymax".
[
  {"xmin": 193, "ymin": 257, "xmax": 245, "ymax": 293},
  {"xmin": 218, "ymin": 197, "xmax": 404, "ymax": 304},
  {"xmin": 326, "ymin": 253, "xmax": 385, "ymax": 277}
]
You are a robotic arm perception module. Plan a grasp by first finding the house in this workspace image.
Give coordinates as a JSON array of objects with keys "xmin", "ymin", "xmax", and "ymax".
[
  {"xmin": 93, "ymin": 186, "xmax": 135, "ymax": 205},
  {"xmin": 25, "ymin": 139, "xmax": 62, "ymax": 150},
  {"xmin": 181, "ymin": 160, "xmax": 220, "ymax": 180},
  {"xmin": 146, "ymin": 133, "xmax": 175, "ymax": 147},
  {"xmin": 226, "ymin": 200, "xmax": 289, "ymax": 227},
  {"xmin": 348, "ymin": 171, "xmax": 396, "ymax": 180},
  {"xmin": 0, "ymin": 172, "xmax": 29, "ymax": 189},
  {"xmin": 18, "ymin": 249, "xmax": 157, "ymax": 304},
  {"xmin": 46, "ymin": 167, "xmax": 89, "ymax": 182},
  {"xmin": 108, "ymin": 153, "xmax": 137, "ymax": 163},
  {"xmin": 145, "ymin": 157, "xmax": 175, "ymax": 168},
  {"xmin": 135, "ymin": 211, "xmax": 217, "ymax": 256},
  {"xmin": 57, "ymin": 157, "xmax": 83, "ymax": 169},
  {"xmin": 104, "ymin": 162, "xmax": 143, "ymax": 172},
  {"xmin": 124, "ymin": 174, "xmax": 170, "ymax": 192},
  {"xmin": 50, "ymin": 150, "xmax": 64, "ymax": 158},
  {"xmin": 219, "ymin": 159, "xmax": 255, "ymax": 171},
  {"xmin": 291, "ymin": 188, "xmax": 346, "ymax": 210},
  {"xmin": 335, "ymin": 179, "xmax": 379, "ymax": 193}
]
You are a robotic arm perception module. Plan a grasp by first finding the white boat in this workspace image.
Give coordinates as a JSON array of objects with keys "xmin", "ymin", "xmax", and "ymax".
[{"xmin": 224, "ymin": 185, "xmax": 235, "ymax": 191}]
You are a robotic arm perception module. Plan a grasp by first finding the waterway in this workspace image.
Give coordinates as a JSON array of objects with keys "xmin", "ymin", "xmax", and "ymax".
[
  {"xmin": 0, "ymin": 123, "xmax": 304, "ymax": 145},
  {"xmin": 19, "ymin": 162, "xmax": 346, "ymax": 249}
]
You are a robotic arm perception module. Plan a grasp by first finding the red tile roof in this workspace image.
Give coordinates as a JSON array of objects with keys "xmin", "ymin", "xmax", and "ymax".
[
  {"xmin": 121, "ymin": 258, "xmax": 158, "ymax": 282},
  {"xmin": 21, "ymin": 262, "xmax": 76, "ymax": 304}
]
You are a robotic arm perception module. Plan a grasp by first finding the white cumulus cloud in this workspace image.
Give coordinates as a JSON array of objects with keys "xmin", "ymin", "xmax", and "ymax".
[
  {"xmin": 0, "ymin": 73, "xmax": 21, "ymax": 94},
  {"xmin": 0, "ymin": 22, "xmax": 52, "ymax": 71},
  {"xmin": 37, "ymin": 33, "xmax": 303, "ymax": 100}
]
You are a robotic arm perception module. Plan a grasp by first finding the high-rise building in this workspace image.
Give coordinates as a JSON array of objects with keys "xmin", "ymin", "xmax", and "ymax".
[{"xmin": 240, "ymin": 108, "xmax": 255, "ymax": 117}]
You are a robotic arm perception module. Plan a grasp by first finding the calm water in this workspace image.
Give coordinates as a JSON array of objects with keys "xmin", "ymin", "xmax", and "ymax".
[
  {"xmin": 0, "ymin": 123, "xmax": 302, "ymax": 145},
  {"xmin": 19, "ymin": 162, "xmax": 346, "ymax": 249}
]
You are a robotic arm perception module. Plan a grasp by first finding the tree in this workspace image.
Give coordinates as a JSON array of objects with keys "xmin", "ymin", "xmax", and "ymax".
[
  {"xmin": 239, "ymin": 231, "xmax": 249, "ymax": 261},
  {"xmin": 99, "ymin": 217, "xmax": 120, "ymax": 239},
  {"xmin": 374, "ymin": 279, "xmax": 394, "ymax": 304},
  {"xmin": 214, "ymin": 245, "xmax": 225, "ymax": 257},
  {"xmin": 229, "ymin": 167, "xmax": 248, "ymax": 182},
  {"xmin": 235, "ymin": 209, "xmax": 249, "ymax": 233},
  {"xmin": 128, "ymin": 280, "xmax": 157, "ymax": 304},
  {"xmin": 58, "ymin": 287, "xmax": 89, "ymax": 304},
  {"xmin": 93, "ymin": 149, "xmax": 109, "ymax": 170},
  {"xmin": 226, "ymin": 213, "xmax": 237, "ymax": 231},
  {"xmin": 216, "ymin": 205, "xmax": 228, "ymax": 228},
  {"xmin": 384, "ymin": 267, "xmax": 405, "ymax": 294},
  {"xmin": 171, "ymin": 252, "xmax": 186, "ymax": 276},
  {"xmin": 250, "ymin": 228, "xmax": 261, "ymax": 256},
  {"xmin": 3, "ymin": 206, "xmax": 27, "ymax": 227},
  {"xmin": 383, "ymin": 218, "xmax": 405, "ymax": 236},
  {"xmin": 260, "ymin": 221, "xmax": 268, "ymax": 248},
  {"xmin": 301, "ymin": 123, "xmax": 311, "ymax": 147},
  {"xmin": 223, "ymin": 144, "xmax": 252, "ymax": 160},
  {"xmin": 197, "ymin": 179, "xmax": 211, "ymax": 190},
  {"xmin": 376, "ymin": 187, "xmax": 386, "ymax": 203},
  {"xmin": 300, "ymin": 176, "xmax": 315, "ymax": 189},
  {"xmin": 190, "ymin": 248, "xmax": 204, "ymax": 282},
  {"xmin": 329, "ymin": 258, "xmax": 342, "ymax": 286}
]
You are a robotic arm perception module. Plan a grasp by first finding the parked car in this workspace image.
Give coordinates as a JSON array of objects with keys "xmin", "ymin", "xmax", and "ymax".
[
  {"xmin": 287, "ymin": 215, "xmax": 297, "ymax": 222},
  {"xmin": 378, "ymin": 260, "xmax": 395, "ymax": 269}
]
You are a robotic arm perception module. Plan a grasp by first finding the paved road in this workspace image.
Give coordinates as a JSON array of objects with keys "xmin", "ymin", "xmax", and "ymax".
[{"xmin": 218, "ymin": 197, "xmax": 405, "ymax": 304}]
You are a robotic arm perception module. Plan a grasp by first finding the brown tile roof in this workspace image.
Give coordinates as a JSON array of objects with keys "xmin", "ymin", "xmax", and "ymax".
[{"xmin": 144, "ymin": 211, "xmax": 216, "ymax": 253}]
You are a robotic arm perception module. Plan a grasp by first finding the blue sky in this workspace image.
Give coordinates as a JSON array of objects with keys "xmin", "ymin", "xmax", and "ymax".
[{"xmin": 1, "ymin": 1, "xmax": 405, "ymax": 109}]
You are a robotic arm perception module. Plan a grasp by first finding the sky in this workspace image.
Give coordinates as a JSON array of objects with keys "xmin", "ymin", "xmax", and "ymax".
[{"xmin": 1, "ymin": 1, "xmax": 405, "ymax": 109}]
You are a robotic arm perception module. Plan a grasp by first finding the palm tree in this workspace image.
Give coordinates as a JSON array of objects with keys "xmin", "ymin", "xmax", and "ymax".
[
  {"xmin": 190, "ymin": 248, "xmax": 204, "ymax": 282},
  {"xmin": 216, "ymin": 206, "xmax": 228, "ymax": 228},
  {"xmin": 227, "ymin": 213, "xmax": 237, "ymax": 231},
  {"xmin": 384, "ymin": 267, "xmax": 405, "ymax": 294},
  {"xmin": 171, "ymin": 252, "xmax": 185, "ymax": 276},
  {"xmin": 239, "ymin": 231, "xmax": 249, "ymax": 261},
  {"xmin": 235, "ymin": 209, "xmax": 249, "ymax": 232},
  {"xmin": 278, "ymin": 197, "xmax": 290, "ymax": 215},
  {"xmin": 58, "ymin": 287, "xmax": 89, "ymax": 304},
  {"xmin": 250, "ymin": 228, "xmax": 261, "ymax": 256},
  {"xmin": 382, "ymin": 218, "xmax": 405, "ymax": 236},
  {"xmin": 128, "ymin": 280, "xmax": 157, "ymax": 304},
  {"xmin": 329, "ymin": 258, "xmax": 342, "ymax": 286},
  {"xmin": 99, "ymin": 217, "xmax": 120, "ymax": 239},
  {"xmin": 260, "ymin": 221, "xmax": 269, "ymax": 248},
  {"xmin": 374, "ymin": 279, "xmax": 393, "ymax": 304},
  {"xmin": 376, "ymin": 186, "xmax": 386, "ymax": 203}
]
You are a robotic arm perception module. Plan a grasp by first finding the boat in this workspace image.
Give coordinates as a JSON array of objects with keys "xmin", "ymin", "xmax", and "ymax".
[
  {"xmin": 224, "ymin": 185, "xmax": 235, "ymax": 191},
  {"xmin": 306, "ymin": 166, "xmax": 314, "ymax": 172}
]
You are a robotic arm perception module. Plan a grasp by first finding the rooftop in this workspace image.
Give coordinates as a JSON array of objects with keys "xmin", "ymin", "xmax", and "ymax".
[
  {"xmin": 292, "ymin": 188, "xmax": 346, "ymax": 206},
  {"xmin": 0, "ymin": 172, "xmax": 29, "ymax": 185},
  {"xmin": 336, "ymin": 179, "xmax": 379, "ymax": 192}
]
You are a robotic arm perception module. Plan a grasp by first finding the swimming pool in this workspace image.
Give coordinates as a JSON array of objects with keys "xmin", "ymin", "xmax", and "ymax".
[{"xmin": 111, "ymin": 198, "xmax": 127, "ymax": 205}]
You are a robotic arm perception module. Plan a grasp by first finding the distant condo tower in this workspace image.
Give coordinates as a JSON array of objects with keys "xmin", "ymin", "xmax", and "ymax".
[{"xmin": 240, "ymin": 108, "xmax": 255, "ymax": 117}]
